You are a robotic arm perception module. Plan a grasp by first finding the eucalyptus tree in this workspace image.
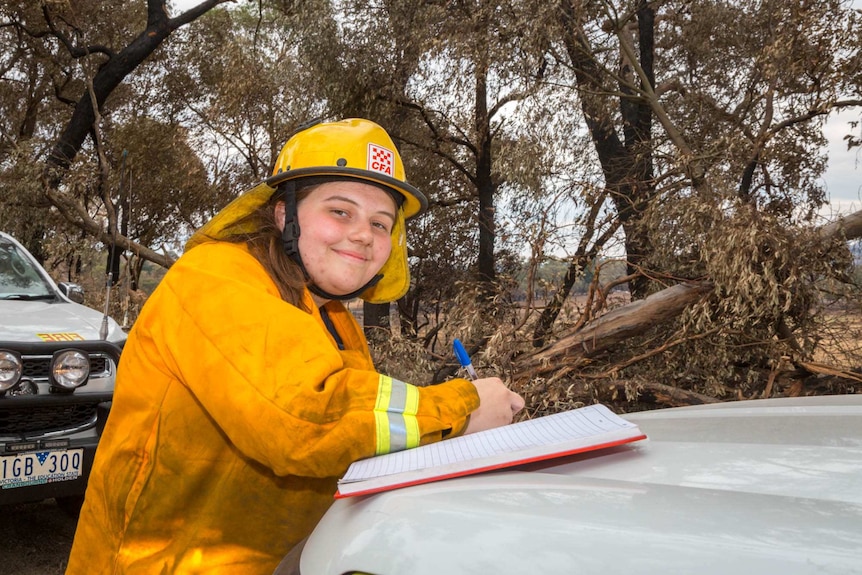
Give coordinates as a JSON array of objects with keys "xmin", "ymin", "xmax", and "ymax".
[
  {"xmin": 516, "ymin": 0, "xmax": 862, "ymax": 391},
  {"xmin": 0, "ymin": 0, "xmax": 111, "ymax": 261},
  {"xmin": 325, "ymin": 0, "xmax": 559, "ymax": 291},
  {"xmin": 0, "ymin": 0, "xmax": 235, "ymax": 271},
  {"xmin": 286, "ymin": 0, "xmax": 590, "ymax": 359},
  {"xmin": 158, "ymin": 1, "xmax": 330, "ymax": 186}
]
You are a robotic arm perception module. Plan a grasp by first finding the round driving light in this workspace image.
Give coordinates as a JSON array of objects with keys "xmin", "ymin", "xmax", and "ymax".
[
  {"xmin": 51, "ymin": 349, "xmax": 90, "ymax": 389},
  {"xmin": 0, "ymin": 350, "xmax": 23, "ymax": 391}
]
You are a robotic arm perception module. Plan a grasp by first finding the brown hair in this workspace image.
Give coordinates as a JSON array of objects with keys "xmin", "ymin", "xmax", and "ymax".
[{"xmin": 219, "ymin": 190, "xmax": 312, "ymax": 310}]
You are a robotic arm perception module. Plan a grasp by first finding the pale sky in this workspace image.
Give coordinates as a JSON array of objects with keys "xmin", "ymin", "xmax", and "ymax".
[{"xmin": 821, "ymin": 107, "xmax": 862, "ymax": 216}]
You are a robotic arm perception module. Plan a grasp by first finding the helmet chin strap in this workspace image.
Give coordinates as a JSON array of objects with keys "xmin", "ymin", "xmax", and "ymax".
[{"xmin": 280, "ymin": 181, "xmax": 383, "ymax": 302}]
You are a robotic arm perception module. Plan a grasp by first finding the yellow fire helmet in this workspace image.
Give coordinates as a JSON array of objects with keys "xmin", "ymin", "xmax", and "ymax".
[{"xmin": 185, "ymin": 118, "xmax": 428, "ymax": 304}]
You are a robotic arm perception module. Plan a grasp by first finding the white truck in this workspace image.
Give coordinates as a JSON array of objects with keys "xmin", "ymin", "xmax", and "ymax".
[
  {"xmin": 0, "ymin": 231, "xmax": 125, "ymax": 515},
  {"xmin": 277, "ymin": 394, "xmax": 862, "ymax": 575}
]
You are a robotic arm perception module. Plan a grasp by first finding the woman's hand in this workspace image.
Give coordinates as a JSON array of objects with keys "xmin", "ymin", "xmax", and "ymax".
[{"xmin": 464, "ymin": 377, "xmax": 525, "ymax": 435}]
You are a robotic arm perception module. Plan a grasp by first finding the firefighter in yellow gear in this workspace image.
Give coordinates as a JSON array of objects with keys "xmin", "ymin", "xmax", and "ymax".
[{"xmin": 66, "ymin": 119, "xmax": 524, "ymax": 574}]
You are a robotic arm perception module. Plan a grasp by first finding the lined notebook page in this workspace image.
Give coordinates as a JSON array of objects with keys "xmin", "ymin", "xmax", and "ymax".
[{"xmin": 341, "ymin": 404, "xmax": 637, "ymax": 484}]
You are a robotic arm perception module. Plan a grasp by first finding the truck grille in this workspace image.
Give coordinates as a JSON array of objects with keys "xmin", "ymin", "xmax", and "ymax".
[
  {"xmin": 20, "ymin": 354, "xmax": 110, "ymax": 381},
  {"xmin": 0, "ymin": 401, "xmax": 98, "ymax": 436},
  {"xmin": 0, "ymin": 340, "xmax": 121, "ymax": 440}
]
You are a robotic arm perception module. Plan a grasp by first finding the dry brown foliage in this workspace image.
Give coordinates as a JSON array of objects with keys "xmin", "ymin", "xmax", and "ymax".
[{"xmin": 369, "ymin": 253, "xmax": 862, "ymax": 417}]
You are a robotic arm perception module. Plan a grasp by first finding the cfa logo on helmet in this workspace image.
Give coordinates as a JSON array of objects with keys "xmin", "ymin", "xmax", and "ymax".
[{"xmin": 368, "ymin": 143, "xmax": 394, "ymax": 176}]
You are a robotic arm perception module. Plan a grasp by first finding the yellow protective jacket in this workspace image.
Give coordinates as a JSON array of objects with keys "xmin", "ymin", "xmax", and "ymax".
[{"xmin": 66, "ymin": 242, "xmax": 478, "ymax": 575}]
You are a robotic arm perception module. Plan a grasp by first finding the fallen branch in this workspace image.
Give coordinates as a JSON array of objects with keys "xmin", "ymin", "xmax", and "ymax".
[
  {"xmin": 818, "ymin": 210, "xmax": 862, "ymax": 241},
  {"xmin": 512, "ymin": 208, "xmax": 862, "ymax": 388},
  {"xmin": 602, "ymin": 379, "xmax": 721, "ymax": 407},
  {"xmin": 797, "ymin": 360, "xmax": 862, "ymax": 383},
  {"xmin": 513, "ymin": 281, "xmax": 714, "ymax": 380}
]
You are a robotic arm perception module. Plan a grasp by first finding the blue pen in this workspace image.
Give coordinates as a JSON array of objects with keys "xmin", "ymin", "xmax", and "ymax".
[{"xmin": 453, "ymin": 338, "xmax": 479, "ymax": 380}]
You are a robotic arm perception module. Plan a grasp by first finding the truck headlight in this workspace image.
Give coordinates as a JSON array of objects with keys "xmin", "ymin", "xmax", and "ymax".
[
  {"xmin": 0, "ymin": 350, "xmax": 23, "ymax": 391},
  {"xmin": 51, "ymin": 349, "xmax": 90, "ymax": 390}
]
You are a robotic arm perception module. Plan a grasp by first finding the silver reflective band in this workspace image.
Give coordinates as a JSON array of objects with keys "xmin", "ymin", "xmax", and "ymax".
[{"xmin": 374, "ymin": 375, "xmax": 420, "ymax": 455}]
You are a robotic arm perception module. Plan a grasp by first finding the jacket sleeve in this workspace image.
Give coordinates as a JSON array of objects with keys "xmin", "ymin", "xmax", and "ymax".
[{"xmin": 138, "ymin": 242, "xmax": 479, "ymax": 479}]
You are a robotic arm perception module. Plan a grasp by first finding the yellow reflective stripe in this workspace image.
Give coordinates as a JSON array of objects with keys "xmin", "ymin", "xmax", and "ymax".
[
  {"xmin": 374, "ymin": 376, "xmax": 393, "ymax": 455},
  {"xmin": 373, "ymin": 375, "xmax": 421, "ymax": 455},
  {"xmin": 403, "ymin": 384, "xmax": 420, "ymax": 448}
]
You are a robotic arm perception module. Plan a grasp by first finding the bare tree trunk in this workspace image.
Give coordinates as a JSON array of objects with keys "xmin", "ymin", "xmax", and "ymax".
[
  {"xmin": 557, "ymin": 0, "xmax": 658, "ymax": 298},
  {"xmin": 363, "ymin": 302, "xmax": 390, "ymax": 340}
]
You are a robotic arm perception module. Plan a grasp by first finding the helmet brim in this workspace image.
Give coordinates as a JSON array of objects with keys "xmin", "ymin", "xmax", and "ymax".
[{"xmin": 267, "ymin": 167, "xmax": 427, "ymax": 220}]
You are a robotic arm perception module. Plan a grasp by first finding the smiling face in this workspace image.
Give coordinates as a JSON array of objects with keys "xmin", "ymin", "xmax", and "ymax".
[{"xmin": 279, "ymin": 181, "xmax": 398, "ymax": 305}]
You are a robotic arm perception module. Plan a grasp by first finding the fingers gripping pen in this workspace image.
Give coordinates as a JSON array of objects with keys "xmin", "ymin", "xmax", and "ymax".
[{"xmin": 453, "ymin": 339, "xmax": 479, "ymax": 381}]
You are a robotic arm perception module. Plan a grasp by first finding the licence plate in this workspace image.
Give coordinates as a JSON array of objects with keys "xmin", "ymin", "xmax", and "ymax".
[{"xmin": 0, "ymin": 448, "xmax": 83, "ymax": 489}]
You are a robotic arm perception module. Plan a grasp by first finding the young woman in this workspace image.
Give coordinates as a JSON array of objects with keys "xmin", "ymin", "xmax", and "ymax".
[{"xmin": 66, "ymin": 119, "xmax": 524, "ymax": 575}]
